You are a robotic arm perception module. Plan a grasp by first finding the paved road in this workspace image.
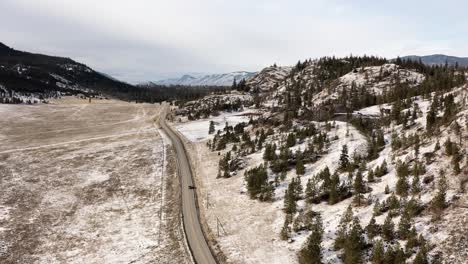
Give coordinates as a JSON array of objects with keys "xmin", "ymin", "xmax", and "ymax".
[{"xmin": 159, "ymin": 107, "xmax": 217, "ymax": 264}]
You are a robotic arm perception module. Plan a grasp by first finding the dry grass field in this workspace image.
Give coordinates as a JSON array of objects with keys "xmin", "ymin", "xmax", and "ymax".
[{"xmin": 0, "ymin": 98, "xmax": 190, "ymax": 263}]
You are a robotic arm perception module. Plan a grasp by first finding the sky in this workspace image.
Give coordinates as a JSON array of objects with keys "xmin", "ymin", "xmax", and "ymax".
[{"xmin": 1, "ymin": 0, "xmax": 467, "ymax": 83}]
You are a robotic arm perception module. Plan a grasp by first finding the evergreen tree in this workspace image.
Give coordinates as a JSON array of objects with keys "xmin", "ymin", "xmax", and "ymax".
[
  {"xmin": 396, "ymin": 177, "xmax": 409, "ymax": 197},
  {"xmin": 298, "ymin": 215, "xmax": 324, "ymax": 264},
  {"xmin": 280, "ymin": 216, "xmax": 291, "ymax": 240},
  {"xmin": 373, "ymin": 200, "xmax": 382, "ymax": 217},
  {"xmin": 426, "ymin": 102, "xmax": 437, "ymax": 132},
  {"xmin": 209, "ymin": 120, "xmax": 216, "ymax": 134},
  {"xmin": 320, "ymin": 167, "xmax": 332, "ymax": 191},
  {"xmin": 413, "ymin": 246, "xmax": 429, "ymax": 264},
  {"xmin": 366, "ymin": 216, "xmax": 379, "ymax": 239},
  {"xmin": 384, "ymin": 185, "xmax": 390, "ymax": 194},
  {"xmin": 296, "ymin": 153, "xmax": 305, "ymax": 175},
  {"xmin": 393, "ymin": 246, "xmax": 406, "ymax": 264},
  {"xmin": 343, "ymin": 217, "xmax": 365, "ymax": 264},
  {"xmin": 396, "ymin": 161, "xmax": 409, "ymax": 197},
  {"xmin": 382, "ymin": 214, "xmax": 395, "ymax": 241},
  {"xmin": 329, "ymin": 172, "xmax": 340, "ymax": 205},
  {"xmin": 305, "ymin": 176, "xmax": 320, "ymax": 203},
  {"xmin": 367, "ymin": 169, "xmax": 375, "ymax": 183},
  {"xmin": 284, "ymin": 188, "xmax": 297, "ymax": 215},
  {"xmin": 339, "ymin": 144, "xmax": 350, "ymax": 170},
  {"xmin": 353, "ymin": 169, "xmax": 365, "ymax": 206},
  {"xmin": 334, "ymin": 205, "xmax": 353, "ymax": 250},
  {"xmin": 287, "ymin": 133, "xmax": 296, "ymax": 148},
  {"xmin": 245, "ymin": 165, "xmax": 269, "ymax": 200},
  {"xmin": 398, "ymin": 211, "xmax": 412, "ymax": 240},
  {"xmin": 411, "ymin": 175, "xmax": 421, "ymax": 195},
  {"xmin": 431, "ymin": 171, "xmax": 448, "ymax": 212},
  {"xmin": 371, "ymin": 240, "xmax": 385, "ymax": 264}
]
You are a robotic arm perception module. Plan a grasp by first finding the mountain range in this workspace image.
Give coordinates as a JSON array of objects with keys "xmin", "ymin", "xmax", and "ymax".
[
  {"xmin": 401, "ymin": 54, "xmax": 468, "ymax": 67},
  {"xmin": 154, "ymin": 71, "xmax": 256, "ymax": 86}
]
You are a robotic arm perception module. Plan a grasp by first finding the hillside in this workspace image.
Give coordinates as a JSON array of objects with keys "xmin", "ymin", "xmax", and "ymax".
[
  {"xmin": 171, "ymin": 55, "xmax": 468, "ymax": 264},
  {"xmin": 0, "ymin": 42, "xmax": 230, "ymax": 104},
  {"xmin": 0, "ymin": 42, "xmax": 140, "ymax": 103},
  {"xmin": 155, "ymin": 71, "xmax": 256, "ymax": 86}
]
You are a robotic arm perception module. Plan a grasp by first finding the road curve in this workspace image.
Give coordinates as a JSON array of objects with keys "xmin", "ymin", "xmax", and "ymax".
[{"xmin": 159, "ymin": 107, "xmax": 217, "ymax": 264}]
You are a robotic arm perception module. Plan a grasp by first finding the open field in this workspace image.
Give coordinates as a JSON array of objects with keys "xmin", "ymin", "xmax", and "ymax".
[{"xmin": 0, "ymin": 98, "xmax": 190, "ymax": 263}]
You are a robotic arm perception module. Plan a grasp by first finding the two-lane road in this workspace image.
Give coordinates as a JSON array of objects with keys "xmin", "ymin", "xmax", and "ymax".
[{"xmin": 159, "ymin": 108, "xmax": 217, "ymax": 264}]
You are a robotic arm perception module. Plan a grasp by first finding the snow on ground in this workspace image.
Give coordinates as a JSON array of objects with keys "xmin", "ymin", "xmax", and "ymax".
[
  {"xmin": 180, "ymin": 116, "xmax": 370, "ymax": 263},
  {"xmin": 178, "ymin": 85, "xmax": 468, "ymax": 264},
  {"xmin": 0, "ymin": 100, "xmax": 190, "ymax": 263},
  {"xmin": 175, "ymin": 110, "xmax": 253, "ymax": 142},
  {"xmin": 312, "ymin": 64, "xmax": 426, "ymax": 103}
]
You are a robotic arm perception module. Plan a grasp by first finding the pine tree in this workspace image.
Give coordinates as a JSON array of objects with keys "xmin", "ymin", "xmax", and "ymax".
[
  {"xmin": 280, "ymin": 217, "xmax": 290, "ymax": 240},
  {"xmin": 393, "ymin": 246, "xmax": 406, "ymax": 264},
  {"xmin": 209, "ymin": 120, "xmax": 216, "ymax": 134},
  {"xmin": 366, "ymin": 216, "xmax": 379, "ymax": 239},
  {"xmin": 384, "ymin": 185, "xmax": 390, "ymax": 194},
  {"xmin": 426, "ymin": 102, "xmax": 437, "ymax": 132},
  {"xmin": 339, "ymin": 144, "xmax": 350, "ymax": 170},
  {"xmin": 431, "ymin": 171, "xmax": 448, "ymax": 212},
  {"xmin": 367, "ymin": 169, "xmax": 375, "ymax": 183},
  {"xmin": 382, "ymin": 214, "xmax": 394, "ymax": 241},
  {"xmin": 371, "ymin": 240, "xmax": 385, "ymax": 264},
  {"xmin": 353, "ymin": 169, "xmax": 365, "ymax": 206},
  {"xmin": 396, "ymin": 161, "xmax": 409, "ymax": 197},
  {"xmin": 411, "ymin": 175, "xmax": 421, "ymax": 195},
  {"xmin": 405, "ymin": 226, "xmax": 419, "ymax": 250},
  {"xmin": 387, "ymin": 193, "xmax": 400, "ymax": 211},
  {"xmin": 296, "ymin": 154, "xmax": 305, "ymax": 175},
  {"xmin": 305, "ymin": 176, "xmax": 320, "ymax": 204},
  {"xmin": 413, "ymin": 246, "xmax": 429, "ymax": 264},
  {"xmin": 373, "ymin": 200, "xmax": 382, "ymax": 217},
  {"xmin": 287, "ymin": 133, "xmax": 296, "ymax": 147},
  {"xmin": 298, "ymin": 215, "xmax": 324, "ymax": 264},
  {"xmin": 334, "ymin": 205, "xmax": 353, "ymax": 250},
  {"xmin": 329, "ymin": 172, "xmax": 340, "ymax": 205},
  {"xmin": 398, "ymin": 211, "xmax": 412, "ymax": 240},
  {"xmin": 434, "ymin": 139, "xmax": 440, "ymax": 152},
  {"xmin": 396, "ymin": 177, "xmax": 409, "ymax": 197},
  {"xmin": 343, "ymin": 217, "xmax": 365, "ymax": 264}
]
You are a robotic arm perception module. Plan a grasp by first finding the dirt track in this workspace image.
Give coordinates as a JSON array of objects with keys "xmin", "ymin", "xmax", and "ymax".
[{"xmin": 0, "ymin": 98, "xmax": 190, "ymax": 263}]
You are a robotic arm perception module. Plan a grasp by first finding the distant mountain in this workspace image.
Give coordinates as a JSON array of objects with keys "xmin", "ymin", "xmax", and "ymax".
[
  {"xmin": 0, "ymin": 42, "xmax": 138, "ymax": 102},
  {"xmin": 400, "ymin": 54, "xmax": 468, "ymax": 67},
  {"xmin": 155, "ymin": 71, "xmax": 257, "ymax": 86}
]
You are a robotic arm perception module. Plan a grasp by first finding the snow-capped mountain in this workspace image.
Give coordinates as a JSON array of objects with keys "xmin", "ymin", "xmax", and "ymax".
[{"xmin": 155, "ymin": 71, "xmax": 256, "ymax": 86}]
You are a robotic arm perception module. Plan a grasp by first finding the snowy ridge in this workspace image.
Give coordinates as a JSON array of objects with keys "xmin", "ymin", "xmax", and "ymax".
[
  {"xmin": 313, "ymin": 63, "xmax": 425, "ymax": 102},
  {"xmin": 246, "ymin": 65, "xmax": 293, "ymax": 92},
  {"xmin": 155, "ymin": 71, "xmax": 256, "ymax": 86}
]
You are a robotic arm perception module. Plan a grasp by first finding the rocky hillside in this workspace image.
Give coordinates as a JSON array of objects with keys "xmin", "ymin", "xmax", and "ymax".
[{"xmin": 172, "ymin": 55, "xmax": 468, "ymax": 264}]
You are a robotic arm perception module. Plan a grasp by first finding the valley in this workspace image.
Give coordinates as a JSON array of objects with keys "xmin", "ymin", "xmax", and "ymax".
[{"xmin": 0, "ymin": 98, "xmax": 190, "ymax": 263}]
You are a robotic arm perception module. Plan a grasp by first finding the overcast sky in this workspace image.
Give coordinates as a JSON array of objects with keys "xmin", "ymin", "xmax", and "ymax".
[{"xmin": 1, "ymin": 0, "xmax": 467, "ymax": 83}]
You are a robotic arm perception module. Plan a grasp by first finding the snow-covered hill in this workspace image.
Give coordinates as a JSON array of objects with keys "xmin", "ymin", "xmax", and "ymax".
[
  {"xmin": 172, "ymin": 55, "xmax": 468, "ymax": 264},
  {"xmin": 155, "ymin": 71, "xmax": 256, "ymax": 86}
]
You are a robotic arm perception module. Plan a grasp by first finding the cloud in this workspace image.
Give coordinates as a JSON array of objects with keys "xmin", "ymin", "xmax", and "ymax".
[{"xmin": 0, "ymin": 0, "xmax": 466, "ymax": 83}]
